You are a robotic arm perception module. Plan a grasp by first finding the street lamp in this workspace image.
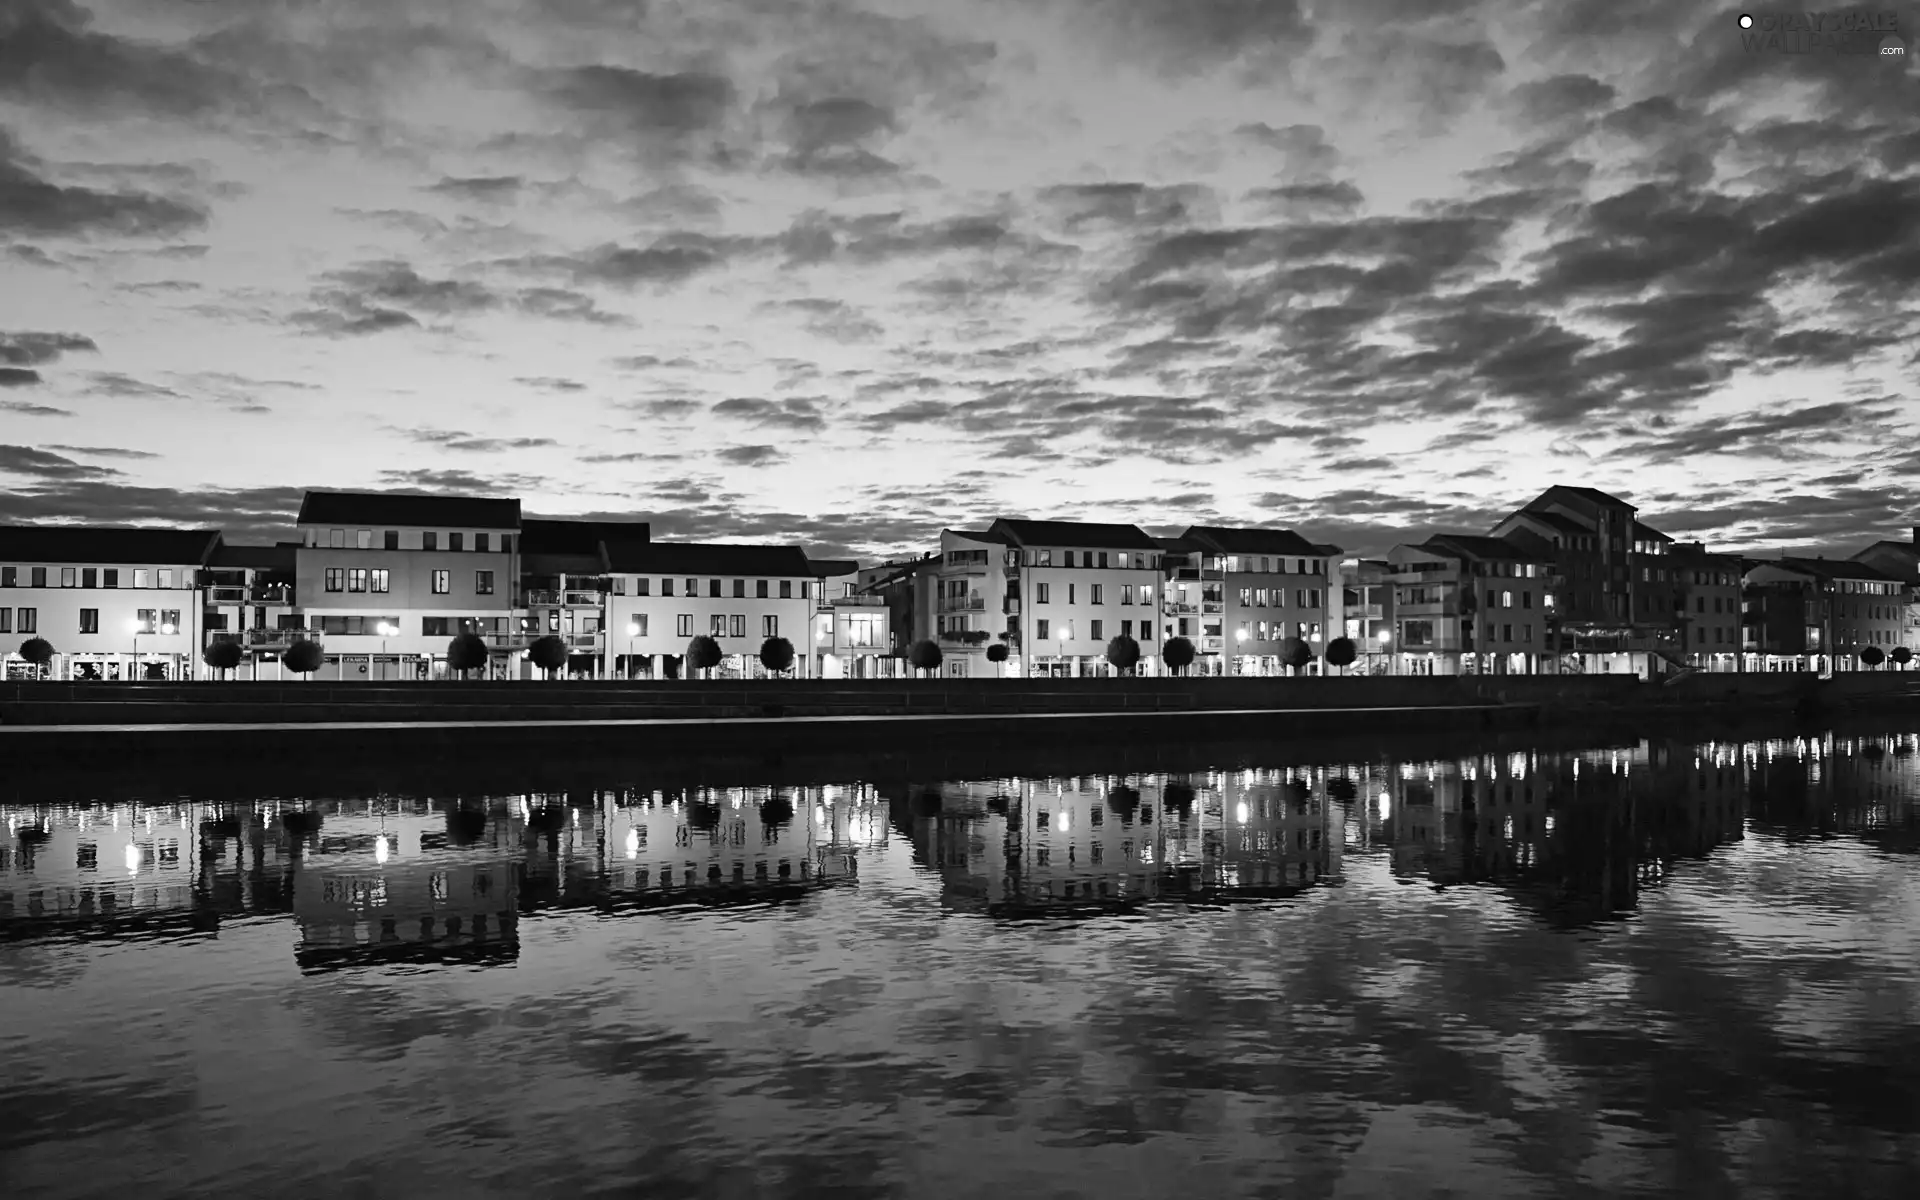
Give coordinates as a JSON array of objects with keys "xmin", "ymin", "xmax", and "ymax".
[
  {"xmin": 377, "ymin": 621, "xmax": 396, "ymax": 679},
  {"xmin": 1235, "ymin": 626, "xmax": 1248, "ymax": 677},
  {"xmin": 1056, "ymin": 624, "xmax": 1068, "ymax": 678},
  {"xmin": 1377, "ymin": 627, "xmax": 1393, "ymax": 676},
  {"xmin": 626, "ymin": 621, "xmax": 640, "ymax": 680}
]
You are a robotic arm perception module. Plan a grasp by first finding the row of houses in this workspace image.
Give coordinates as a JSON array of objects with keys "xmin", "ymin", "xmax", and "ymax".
[{"xmin": 1, "ymin": 485, "xmax": 1916, "ymax": 682}]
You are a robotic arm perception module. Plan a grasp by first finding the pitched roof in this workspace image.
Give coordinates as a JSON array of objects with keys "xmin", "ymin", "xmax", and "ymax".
[
  {"xmin": 1532, "ymin": 485, "xmax": 1636, "ymax": 510},
  {"xmin": 986, "ymin": 518, "xmax": 1160, "ymax": 551},
  {"xmin": 808, "ymin": 559, "xmax": 860, "ymax": 578},
  {"xmin": 1181, "ymin": 526, "xmax": 1338, "ymax": 557},
  {"xmin": 0, "ymin": 525, "xmax": 221, "ymax": 566},
  {"xmin": 208, "ymin": 542, "xmax": 297, "ymax": 571},
  {"xmin": 1768, "ymin": 557, "xmax": 1909, "ymax": 584},
  {"xmin": 518, "ymin": 517, "xmax": 651, "ymax": 556},
  {"xmin": 1496, "ymin": 509, "xmax": 1592, "ymax": 536},
  {"xmin": 297, "ymin": 491, "xmax": 521, "ymax": 529},
  {"xmin": 947, "ymin": 528, "xmax": 1013, "ymax": 545},
  {"xmin": 1415, "ymin": 534, "xmax": 1546, "ymax": 562},
  {"xmin": 605, "ymin": 541, "xmax": 815, "ymax": 578},
  {"xmin": 1631, "ymin": 520, "xmax": 1673, "ymax": 542}
]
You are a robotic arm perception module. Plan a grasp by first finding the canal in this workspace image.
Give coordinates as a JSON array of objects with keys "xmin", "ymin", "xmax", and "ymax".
[{"xmin": 2, "ymin": 723, "xmax": 1917, "ymax": 1198}]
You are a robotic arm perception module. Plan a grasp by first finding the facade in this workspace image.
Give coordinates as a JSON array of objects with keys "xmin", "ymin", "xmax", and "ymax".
[
  {"xmin": 1177, "ymin": 526, "xmax": 1343, "ymax": 676},
  {"xmin": 1742, "ymin": 558, "xmax": 1909, "ymax": 672},
  {"xmin": 201, "ymin": 542, "xmax": 297, "ymax": 678},
  {"xmin": 808, "ymin": 562, "xmax": 897, "ymax": 678},
  {"xmin": 1383, "ymin": 535, "xmax": 1552, "ymax": 675},
  {"xmin": 921, "ymin": 529, "xmax": 1021, "ymax": 678},
  {"xmin": 1849, "ymin": 528, "xmax": 1920, "ymax": 658},
  {"xmin": 520, "ymin": 517, "xmax": 652, "ymax": 679},
  {"xmin": 1340, "ymin": 558, "xmax": 1396, "ymax": 674},
  {"xmin": 987, "ymin": 519, "xmax": 1166, "ymax": 678},
  {"xmin": 1668, "ymin": 543, "xmax": 1744, "ymax": 671},
  {"xmin": 0, "ymin": 526, "xmax": 220, "ymax": 681},
  {"xmin": 603, "ymin": 541, "xmax": 818, "ymax": 678},
  {"xmin": 294, "ymin": 491, "xmax": 524, "ymax": 680}
]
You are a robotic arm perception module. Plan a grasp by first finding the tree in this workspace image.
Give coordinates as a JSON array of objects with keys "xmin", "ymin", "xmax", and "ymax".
[
  {"xmin": 759, "ymin": 635, "xmax": 796, "ymax": 676},
  {"xmin": 283, "ymin": 639, "xmax": 323, "ymax": 679},
  {"xmin": 1893, "ymin": 647, "xmax": 1913, "ymax": 670},
  {"xmin": 1162, "ymin": 780, "xmax": 1196, "ymax": 816},
  {"xmin": 1326, "ymin": 777, "xmax": 1358, "ymax": 804},
  {"xmin": 1107, "ymin": 784, "xmax": 1141, "ymax": 821},
  {"xmin": 1861, "ymin": 645, "xmax": 1887, "ymax": 669},
  {"xmin": 529, "ymin": 634, "xmax": 569, "ymax": 679},
  {"xmin": 447, "ymin": 632, "xmax": 489, "ymax": 679},
  {"xmin": 203, "ymin": 639, "xmax": 243, "ymax": 680},
  {"xmin": 908, "ymin": 638, "xmax": 943, "ymax": 677},
  {"xmin": 1324, "ymin": 636, "xmax": 1357, "ymax": 674},
  {"xmin": 686, "ymin": 634, "xmax": 722, "ymax": 679},
  {"xmin": 17, "ymin": 636, "xmax": 54, "ymax": 680},
  {"xmin": 1162, "ymin": 635, "xmax": 1195, "ymax": 676},
  {"xmin": 1105, "ymin": 633, "xmax": 1141, "ymax": 675},
  {"xmin": 759, "ymin": 794, "xmax": 796, "ymax": 828},
  {"xmin": 986, "ymin": 642, "xmax": 1009, "ymax": 678},
  {"xmin": 1278, "ymin": 636, "xmax": 1315, "ymax": 674}
]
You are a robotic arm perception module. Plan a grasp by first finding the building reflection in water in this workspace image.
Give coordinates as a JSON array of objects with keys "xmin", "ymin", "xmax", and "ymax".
[{"xmin": 3, "ymin": 731, "xmax": 1918, "ymax": 959}]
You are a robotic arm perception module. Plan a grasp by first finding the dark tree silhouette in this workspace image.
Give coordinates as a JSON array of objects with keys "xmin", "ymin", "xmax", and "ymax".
[
  {"xmin": 759, "ymin": 635, "xmax": 795, "ymax": 675},
  {"xmin": 18, "ymin": 636, "xmax": 54, "ymax": 679},
  {"xmin": 686, "ymin": 800, "xmax": 722, "ymax": 833},
  {"xmin": 1324, "ymin": 636, "xmax": 1357, "ymax": 673},
  {"xmin": 1107, "ymin": 785, "xmax": 1141, "ymax": 821},
  {"xmin": 1279, "ymin": 636, "xmax": 1314, "ymax": 674},
  {"xmin": 283, "ymin": 639, "xmax": 323, "ymax": 678},
  {"xmin": 203, "ymin": 638, "xmax": 243, "ymax": 679},
  {"xmin": 1326, "ymin": 777, "xmax": 1359, "ymax": 803},
  {"xmin": 1105, "ymin": 633, "xmax": 1141, "ymax": 675},
  {"xmin": 759, "ymin": 794, "xmax": 795, "ymax": 828},
  {"xmin": 529, "ymin": 634, "xmax": 569, "ymax": 678},
  {"xmin": 908, "ymin": 639, "xmax": 943, "ymax": 677},
  {"xmin": 1892, "ymin": 647, "xmax": 1913, "ymax": 670},
  {"xmin": 986, "ymin": 641, "xmax": 1009, "ymax": 677},
  {"xmin": 686, "ymin": 634, "xmax": 722, "ymax": 679},
  {"xmin": 1162, "ymin": 780, "xmax": 1196, "ymax": 815},
  {"xmin": 1162, "ymin": 635, "xmax": 1196, "ymax": 676},
  {"xmin": 1861, "ymin": 645, "xmax": 1887, "ymax": 669},
  {"xmin": 447, "ymin": 632, "xmax": 489, "ymax": 678}
]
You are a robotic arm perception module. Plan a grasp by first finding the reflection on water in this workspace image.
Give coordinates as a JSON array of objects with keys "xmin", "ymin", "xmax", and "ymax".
[{"xmin": 2, "ymin": 730, "xmax": 1919, "ymax": 1198}]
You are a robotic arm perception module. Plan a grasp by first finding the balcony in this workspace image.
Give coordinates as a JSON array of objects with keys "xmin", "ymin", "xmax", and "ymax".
[
  {"xmin": 1173, "ymin": 567, "xmax": 1225, "ymax": 582},
  {"xmin": 526, "ymin": 589, "xmax": 605, "ymax": 607},
  {"xmin": 1166, "ymin": 603, "xmax": 1201, "ymax": 615},
  {"xmin": 1004, "ymin": 598, "xmax": 1020, "ymax": 617},
  {"xmin": 239, "ymin": 628, "xmax": 316, "ymax": 649},
  {"xmin": 939, "ymin": 596, "xmax": 987, "ymax": 613}
]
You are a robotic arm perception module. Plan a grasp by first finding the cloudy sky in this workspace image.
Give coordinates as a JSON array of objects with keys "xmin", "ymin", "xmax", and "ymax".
[{"xmin": 1, "ymin": 0, "xmax": 1916, "ymax": 558}]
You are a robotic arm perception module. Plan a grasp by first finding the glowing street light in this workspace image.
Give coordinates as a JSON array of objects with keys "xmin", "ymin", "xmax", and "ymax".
[{"xmin": 627, "ymin": 621, "xmax": 641, "ymax": 680}]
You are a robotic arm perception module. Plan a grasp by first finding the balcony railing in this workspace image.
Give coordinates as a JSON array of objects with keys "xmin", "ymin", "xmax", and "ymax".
[
  {"xmin": 1004, "ymin": 598, "xmax": 1020, "ymax": 616},
  {"xmin": 1166, "ymin": 603, "xmax": 1201, "ymax": 615},
  {"xmin": 938, "ymin": 596, "xmax": 987, "ymax": 612},
  {"xmin": 526, "ymin": 590, "xmax": 605, "ymax": 607},
  {"xmin": 208, "ymin": 585, "xmax": 292, "ymax": 605},
  {"xmin": 237, "ymin": 628, "xmax": 316, "ymax": 648}
]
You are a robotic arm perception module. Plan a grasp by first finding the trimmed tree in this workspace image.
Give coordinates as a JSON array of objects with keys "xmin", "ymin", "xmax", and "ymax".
[
  {"xmin": 1324, "ymin": 636, "xmax": 1357, "ymax": 675},
  {"xmin": 203, "ymin": 638, "xmax": 243, "ymax": 680},
  {"xmin": 1893, "ymin": 646, "xmax": 1913, "ymax": 671},
  {"xmin": 759, "ymin": 794, "xmax": 796, "ymax": 828},
  {"xmin": 447, "ymin": 632, "xmax": 489, "ymax": 679},
  {"xmin": 1326, "ymin": 777, "xmax": 1359, "ymax": 804},
  {"xmin": 1107, "ymin": 784, "xmax": 1141, "ymax": 821},
  {"xmin": 17, "ymin": 636, "xmax": 54, "ymax": 680},
  {"xmin": 686, "ymin": 634, "xmax": 722, "ymax": 679},
  {"xmin": 1278, "ymin": 636, "xmax": 1314, "ymax": 675},
  {"xmin": 759, "ymin": 635, "xmax": 796, "ymax": 676},
  {"xmin": 1162, "ymin": 635, "xmax": 1196, "ymax": 676},
  {"xmin": 1162, "ymin": 780, "xmax": 1196, "ymax": 816},
  {"xmin": 283, "ymin": 638, "xmax": 323, "ymax": 679},
  {"xmin": 908, "ymin": 638, "xmax": 943, "ymax": 677},
  {"xmin": 986, "ymin": 641, "xmax": 1009, "ymax": 677},
  {"xmin": 1861, "ymin": 645, "xmax": 1887, "ymax": 670},
  {"xmin": 1105, "ymin": 633, "xmax": 1142, "ymax": 676},
  {"xmin": 529, "ymin": 634, "xmax": 569, "ymax": 679}
]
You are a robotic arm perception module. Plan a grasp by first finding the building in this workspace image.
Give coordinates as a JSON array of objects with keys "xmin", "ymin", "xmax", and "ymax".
[
  {"xmin": 1175, "ymin": 526, "xmax": 1342, "ymax": 676},
  {"xmin": 0, "ymin": 525, "xmax": 221, "ymax": 681},
  {"xmin": 294, "ymin": 491, "xmax": 524, "ymax": 680},
  {"xmin": 1340, "ymin": 558, "xmax": 1396, "ymax": 675},
  {"xmin": 919, "ymin": 529, "xmax": 1021, "ymax": 678},
  {"xmin": 1490, "ymin": 486, "xmax": 1678, "ymax": 675},
  {"xmin": 808, "ymin": 561, "xmax": 897, "ymax": 679},
  {"xmin": 603, "ymin": 541, "xmax": 818, "ymax": 678},
  {"xmin": 1741, "ymin": 558, "xmax": 1909, "ymax": 672},
  {"xmin": 1667, "ymin": 543, "xmax": 1744, "ymax": 671},
  {"xmin": 201, "ymin": 542, "xmax": 297, "ymax": 679},
  {"xmin": 520, "ymin": 517, "xmax": 652, "ymax": 679},
  {"xmin": 1849, "ymin": 527, "xmax": 1920, "ymax": 658},
  {"xmin": 1383, "ymin": 534, "xmax": 1552, "ymax": 675},
  {"xmin": 986, "ymin": 519, "xmax": 1167, "ymax": 678}
]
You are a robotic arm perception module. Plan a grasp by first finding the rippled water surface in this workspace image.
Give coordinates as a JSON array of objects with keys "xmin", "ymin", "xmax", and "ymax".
[{"xmin": 4, "ymin": 728, "xmax": 1920, "ymax": 1199}]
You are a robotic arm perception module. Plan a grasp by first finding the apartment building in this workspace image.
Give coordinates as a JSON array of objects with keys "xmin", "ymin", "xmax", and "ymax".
[
  {"xmin": 919, "ymin": 529, "xmax": 1021, "ymax": 678},
  {"xmin": 1668, "ymin": 543, "xmax": 1744, "ymax": 671},
  {"xmin": 0, "ymin": 526, "xmax": 220, "ymax": 681},
  {"xmin": 294, "ymin": 491, "xmax": 523, "ymax": 680},
  {"xmin": 1176, "ymin": 526, "xmax": 1343, "ymax": 676},
  {"xmin": 603, "ymin": 542, "xmax": 817, "ymax": 678},
  {"xmin": 808, "ymin": 561, "xmax": 896, "ymax": 679},
  {"xmin": 520, "ymin": 517, "xmax": 651, "ymax": 678},
  {"xmin": 1384, "ymin": 534, "xmax": 1552, "ymax": 675},
  {"xmin": 1742, "ymin": 558, "xmax": 1909, "ymax": 671},
  {"xmin": 1154, "ymin": 536, "xmax": 1225, "ymax": 673},
  {"xmin": 985, "ymin": 519, "xmax": 1166, "ymax": 678},
  {"xmin": 1340, "ymin": 558, "xmax": 1396, "ymax": 674},
  {"xmin": 1850, "ymin": 527, "xmax": 1920, "ymax": 655},
  {"xmin": 201, "ymin": 542, "xmax": 296, "ymax": 678}
]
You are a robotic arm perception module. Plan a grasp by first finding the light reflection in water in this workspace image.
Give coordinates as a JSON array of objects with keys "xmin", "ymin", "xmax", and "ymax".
[{"xmin": 0, "ymin": 729, "xmax": 1917, "ymax": 1198}]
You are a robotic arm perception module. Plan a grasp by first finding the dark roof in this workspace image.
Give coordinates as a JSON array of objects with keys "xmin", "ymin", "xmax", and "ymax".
[
  {"xmin": 297, "ymin": 491, "xmax": 521, "ymax": 529},
  {"xmin": 1181, "ymin": 526, "xmax": 1338, "ymax": 557},
  {"xmin": 1415, "ymin": 534, "xmax": 1546, "ymax": 562},
  {"xmin": 1855, "ymin": 539, "xmax": 1920, "ymax": 558},
  {"xmin": 605, "ymin": 542, "xmax": 815, "ymax": 577},
  {"xmin": 1631, "ymin": 521, "xmax": 1673, "ymax": 542},
  {"xmin": 0, "ymin": 525, "xmax": 220, "ymax": 566},
  {"xmin": 809, "ymin": 559, "xmax": 860, "ymax": 578},
  {"xmin": 1767, "ymin": 557, "xmax": 1909, "ymax": 584},
  {"xmin": 519, "ymin": 517, "xmax": 650, "ymax": 556},
  {"xmin": 1670, "ymin": 542, "xmax": 1741, "ymax": 563},
  {"xmin": 987, "ymin": 518, "xmax": 1160, "ymax": 551},
  {"xmin": 209, "ymin": 542, "xmax": 297, "ymax": 571},
  {"xmin": 1532, "ymin": 485, "xmax": 1636, "ymax": 510},
  {"xmin": 945, "ymin": 528, "xmax": 1014, "ymax": 546},
  {"xmin": 1498, "ymin": 509, "xmax": 1592, "ymax": 535}
]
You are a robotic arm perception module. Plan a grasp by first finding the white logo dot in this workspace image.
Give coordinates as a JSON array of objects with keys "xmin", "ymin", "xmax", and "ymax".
[{"xmin": 1739, "ymin": 13, "xmax": 1754, "ymax": 28}]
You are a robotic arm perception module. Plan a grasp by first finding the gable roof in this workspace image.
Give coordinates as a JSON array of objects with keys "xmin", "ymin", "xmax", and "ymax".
[
  {"xmin": 1631, "ymin": 520, "xmax": 1673, "ymax": 542},
  {"xmin": 605, "ymin": 541, "xmax": 815, "ymax": 578},
  {"xmin": 518, "ymin": 517, "xmax": 651, "ymax": 556},
  {"xmin": 809, "ymin": 559, "xmax": 860, "ymax": 579},
  {"xmin": 1766, "ymin": 557, "xmax": 1909, "ymax": 584},
  {"xmin": 1414, "ymin": 534, "xmax": 1547, "ymax": 562},
  {"xmin": 1531, "ymin": 485, "xmax": 1636, "ymax": 511},
  {"xmin": 297, "ymin": 491, "xmax": 521, "ymax": 530},
  {"xmin": 0, "ymin": 525, "xmax": 221, "ymax": 567},
  {"xmin": 208, "ymin": 542, "xmax": 297, "ymax": 571},
  {"xmin": 1497, "ymin": 509, "xmax": 1592, "ymax": 536},
  {"xmin": 986, "ymin": 518, "xmax": 1160, "ymax": 550},
  {"xmin": 1180, "ymin": 526, "xmax": 1338, "ymax": 557}
]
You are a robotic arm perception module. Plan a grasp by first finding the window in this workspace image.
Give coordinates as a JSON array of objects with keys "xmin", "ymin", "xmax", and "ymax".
[
  {"xmin": 0, "ymin": 567, "xmax": 11, "ymax": 587},
  {"xmin": 325, "ymin": 568, "xmax": 345, "ymax": 593},
  {"xmin": 162, "ymin": 609, "xmax": 181, "ymax": 633},
  {"xmin": 1036, "ymin": 583, "xmax": 1050, "ymax": 604},
  {"xmin": 627, "ymin": 615, "xmax": 649, "ymax": 637},
  {"xmin": 1098, "ymin": 552, "xmax": 1109, "ymax": 568},
  {"xmin": 158, "ymin": 569, "xmax": 173, "ymax": 589},
  {"xmin": 756, "ymin": 580, "xmax": 769, "ymax": 599},
  {"xmin": 1091, "ymin": 619, "xmax": 1104, "ymax": 640},
  {"xmin": 500, "ymin": 535, "xmax": 513, "ymax": 554},
  {"xmin": 348, "ymin": 568, "xmax": 368, "ymax": 593},
  {"xmin": 763, "ymin": 615, "xmax": 778, "ymax": 637},
  {"xmin": 431, "ymin": 570, "xmax": 450, "ymax": 595},
  {"xmin": 476, "ymin": 533, "xmax": 489, "ymax": 553},
  {"xmin": 423, "ymin": 617, "xmax": 451, "ymax": 636},
  {"xmin": 1068, "ymin": 584, "xmax": 1076, "ymax": 604},
  {"xmin": 660, "ymin": 578, "xmax": 673, "ymax": 597},
  {"xmin": 1121, "ymin": 586, "xmax": 1133, "ymax": 606},
  {"xmin": 1501, "ymin": 590, "xmax": 1513, "ymax": 608},
  {"xmin": 449, "ymin": 532, "xmax": 464, "ymax": 552},
  {"xmin": 16, "ymin": 608, "xmax": 34, "ymax": 634},
  {"xmin": 371, "ymin": 569, "xmax": 389, "ymax": 593},
  {"xmin": 476, "ymin": 570, "xmax": 495, "ymax": 595},
  {"xmin": 1121, "ymin": 620, "xmax": 1133, "ymax": 638},
  {"xmin": 1522, "ymin": 591, "xmax": 1533, "ymax": 609},
  {"xmin": 800, "ymin": 581, "xmax": 809, "ymax": 599},
  {"xmin": 103, "ymin": 569, "xmax": 117, "ymax": 588},
  {"xmin": 1036, "ymin": 618, "xmax": 1051, "ymax": 640},
  {"xmin": 780, "ymin": 580, "xmax": 792, "ymax": 599},
  {"xmin": 423, "ymin": 532, "xmax": 438, "ymax": 551},
  {"xmin": 129, "ymin": 568, "xmax": 146, "ymax": 588},
  {"xmin": 677, "ymin": 614, "xmax": 694, "ymax": 637},
  {"xmin": 79, "ymin": 608, "xmax": 98, "ymax": 634},
  {"xmin": 81, "ymin": 568, "xmax": 96, "ymax": 588},
  {"xmin": 732, "ymin": 579, "xmax": 745, "ymax": 598},
  {"xmin": 330, "ymin": 529, "xmax": 345, "ymax": 548},
  {"xmin": 60, "ymin": 567, "xmax": 76, "ymax": 587},
  {"xmin": 134, "ymin": 608, "xmax": 156, "ymax": 634},
  {"xmin": 709, "ymin": 579, "xmax": 722, "ymax": 598},
  {"xmin": 0, "ymin": 609, "xmax": 9, "ymax": 633},
  {"xmin": 1138, "ymin": 585, "xmax": 1152, "ymax": 606},
  {"xmin": 730, "ymin": 614, "xmax": 746, "ymax": 638},
  {"xmin": 686, "ymin": 578, "xmax": 697, "ymax": 597},
  {"xmin": 356, "ymin": 530, "xmax": 372, "ymax": 549},
  {"xmin": 1502, "ymin": 624, "xmax": 1513, "ymax": 642},
  {"xmin": 1139, "ymin": 622, "xmax": 1151, "ymax": 641},
  {"xmin": 1063, "ymin": 551, "xmax": 1075, "ymax": 567},
  {"xmin": 1091, "ymin": 584, "xmax": 1103, "ymax": 605},
  {"xmin": 384, "ymin": 530, "xmax": 399, "ymax": 550}
]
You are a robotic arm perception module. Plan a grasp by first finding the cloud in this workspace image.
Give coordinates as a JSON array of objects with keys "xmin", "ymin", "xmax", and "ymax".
[
  {"xmin": 0, "ymin": 367, "xmax": 41, "ymax": 387},
  {"xmin": 1, "ymin": 399, "xmax": 71, "ymax": 416},
  {"xmin": 400, "ymin": 428, "xmax": 560, "ymax": 453},
  {"xmin": 0, "ymin": 444, "xmax": 121, "ymax": 481},
  {"xmin": 0, "ymin": 330, "xmax": 97, "ymax": 365},
  {"xmin": 426, "ymin": 175, "xmax": 525, "ymax": 202},
  {"xmin": 711, "ymin": 397, "xmax": 828, "ymax": 432},
  {"xmin": 515, "ymin": 377, "xmax": 586, "ymax": 392},
  {"xmin": 45, "ymin": 444, "xmax": 158, "ymax": 459},
  {"xmin": 0, "ymin": 0, "xmax": 244, "ymax": 118},
  {"xmin": 0, "ymin": 130, "xmax": 207, "ymax": 238},
  {"xmin": 715, "ymin": 444, "xmax": 786, "ymax": 467}
]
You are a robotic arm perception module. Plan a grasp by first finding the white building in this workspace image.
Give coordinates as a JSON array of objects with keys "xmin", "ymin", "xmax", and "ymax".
[
  {"xmin": 983, "ymin": 519, "xmax": 1167, "ymax": 678},
  {"xmin": 201, "ymin": 542, "xmax": 297, "ymax": 679},
  {"xmin": 1174, "ymin": 526, "xmax": 1344, "ymax": 676},
  {"xmin": 0, "ymin": 525, "xmax": 219, "ymax": 681},
  {"xmin": 604, "ymin": 542, "xmax": 819, "ymax": 678},
  {"xmin": 808, "ymin": 561, "xmax": 898, "ymax": 679}
]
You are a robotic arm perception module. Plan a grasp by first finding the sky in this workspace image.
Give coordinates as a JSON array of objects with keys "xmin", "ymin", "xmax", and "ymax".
[{"xmin": 1, "ymin": 0, "xmax": 1917, "ymax": 560}]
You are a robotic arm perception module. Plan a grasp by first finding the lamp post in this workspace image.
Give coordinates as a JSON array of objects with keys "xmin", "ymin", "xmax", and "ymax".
[
  {"xmin": 627, "ymin": 621, "xmax": 640, "ymax": 680},
  {"xmin": 377, "ymin": 622, "xmax": 396, "ymax": 680},
  {"xmin": 1056, "ymin": 624, "xmax": 1068, "ymax": 679},
  {"xmin": 128, "ymin": 617, "xmax": 141, "ymax": 681},
  {"xmin": 1235, "ymin": 626, "xmax": 1248, "ymax": 677},
  {"xmin": 1377, "ymin": 627, "xmax": 1393, "ymax": 676}
]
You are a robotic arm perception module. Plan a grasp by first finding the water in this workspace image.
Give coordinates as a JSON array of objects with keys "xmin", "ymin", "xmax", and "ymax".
[{"xmin": 3, "ymin": 727, "xmax": 1919, "ymax": 1199}]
